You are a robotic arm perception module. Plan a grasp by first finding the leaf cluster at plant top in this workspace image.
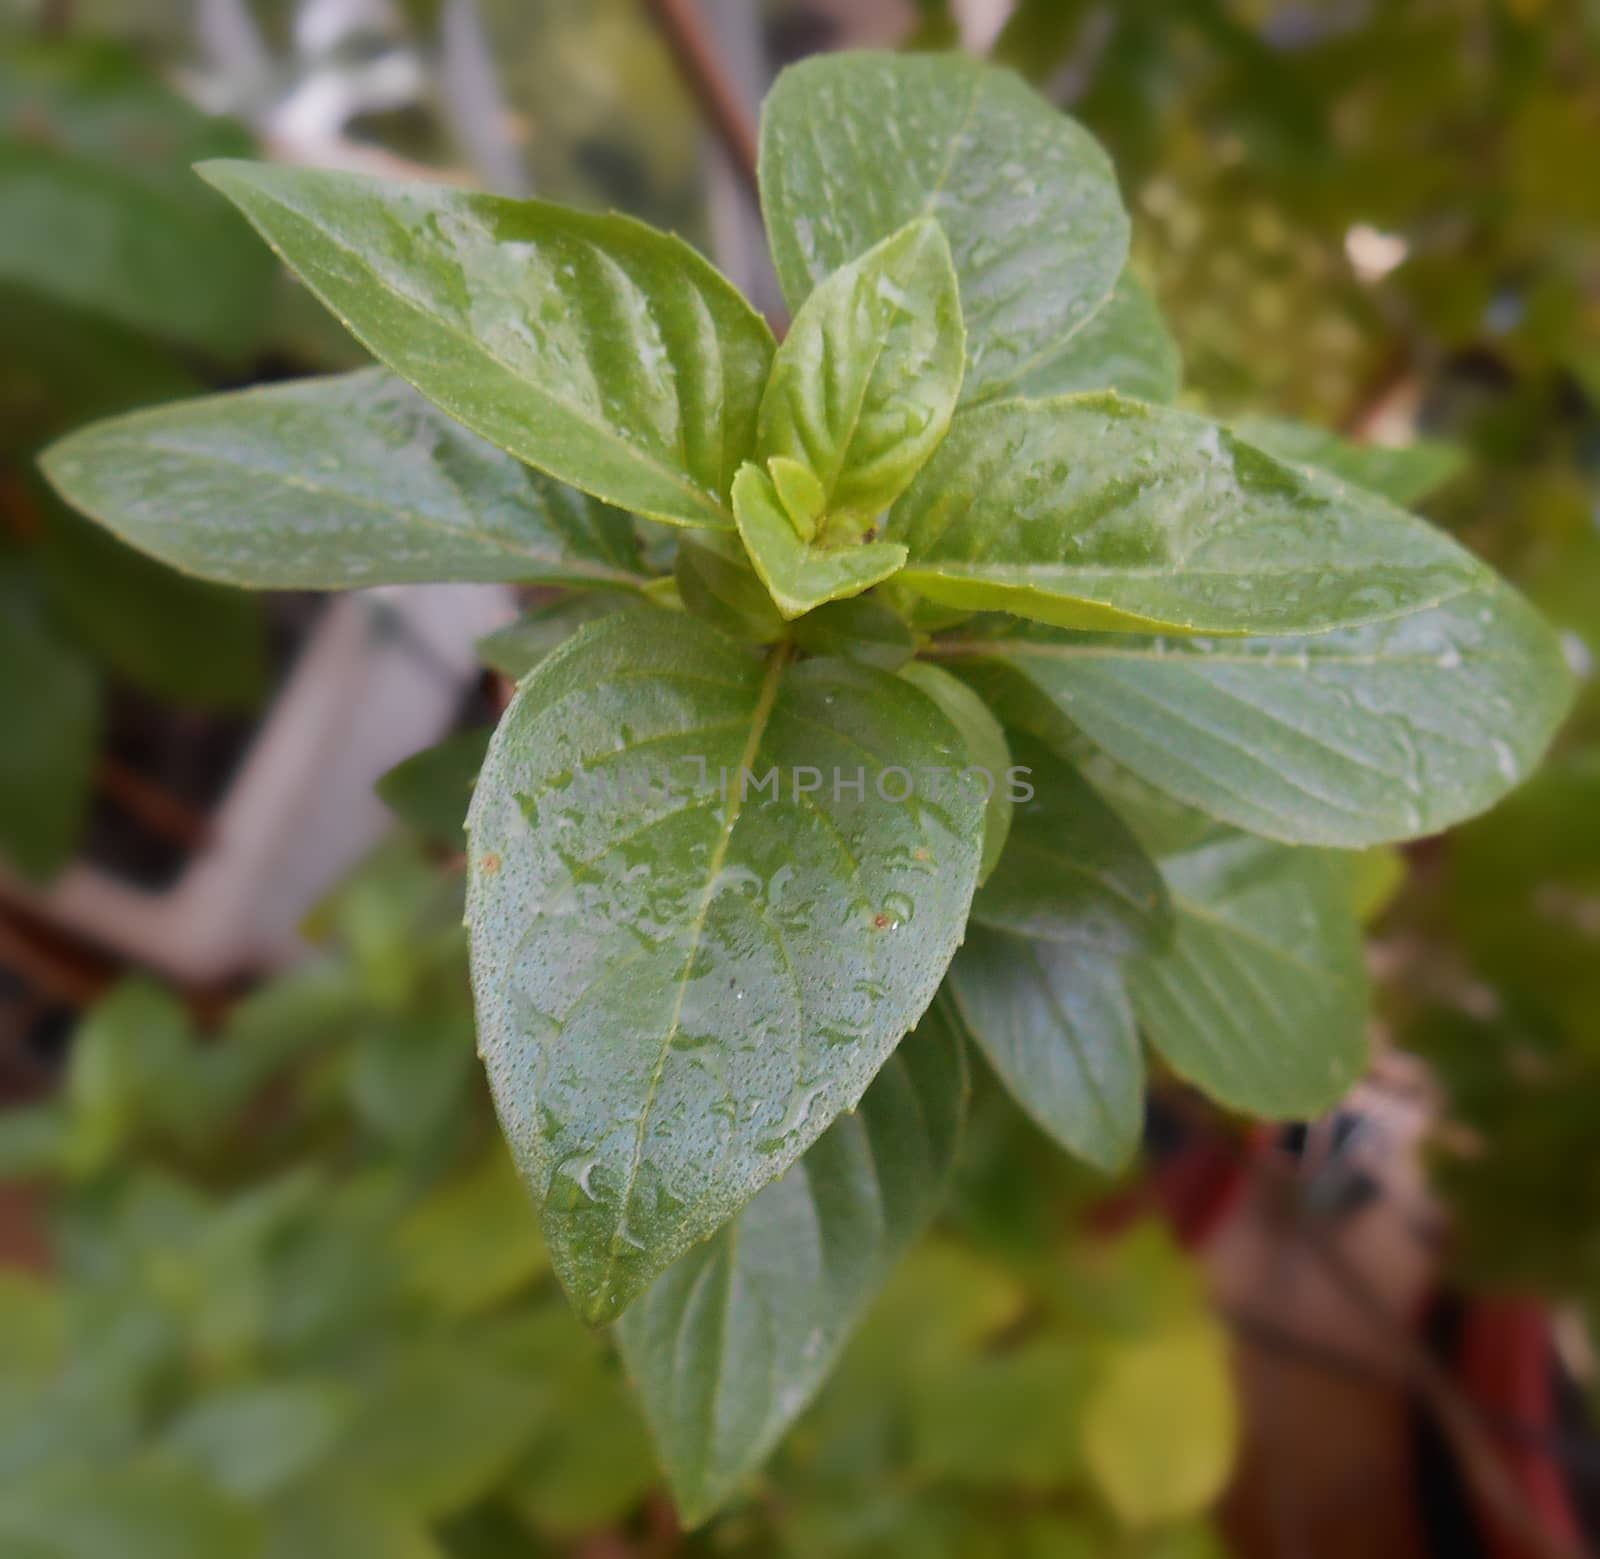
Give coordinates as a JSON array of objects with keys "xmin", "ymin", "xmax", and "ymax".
[{"xmin": 40, "ymin": 48, "xmax": 1577, "ymax": 1523}]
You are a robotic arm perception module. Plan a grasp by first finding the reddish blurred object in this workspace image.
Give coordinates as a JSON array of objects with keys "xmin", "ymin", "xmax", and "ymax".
[{"xmin": 1456, "ymin": 1299, "xmax": 1587, "ymax": 1559}]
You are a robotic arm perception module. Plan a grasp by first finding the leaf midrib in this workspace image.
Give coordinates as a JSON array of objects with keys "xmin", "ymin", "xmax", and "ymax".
[
  {"xmin": 597, "ymin": 643, "xmax": 794, "ymax": 1307},
  {"xmin": 113, "ymin": 431, "xmax": 651, "ymax": 585},
  {"xmin": 226, "ymin": 175, "xmax": 742, "ymax": 528}
]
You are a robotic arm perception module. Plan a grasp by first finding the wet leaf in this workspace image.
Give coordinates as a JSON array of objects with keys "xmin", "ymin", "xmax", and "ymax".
[
  {"xmin": 897, "ymin": 661, "xmax": 1013, "ymax": 883},
  {"xmin": 756, "ymin": 217, "xmax": 964, "ymax": 531},
  {"xmin": 616, "ymin": 998, "xmax": 966, "ymax": 1525},
  {"xmin": 1025, "ymin": 268, "xmax": 1181, "ymax": 403},
  {"xmin": 43, "ymin": 371, "xmax": 648, "ymax": 590},
  {"xmin": 198, "ymin": 163, "xmax": 774, "ymax": 531},
  {"xmin": 941, "ymin": 579, "xmax": 1575, "ymax": 846},
  {"xmin": 675, "ymin": 533, "xmax": 787, "ymax": 644},
  {"xmin": 760, "ymin": 52, "xmax": 1128, "ymax": 406},
  {"xmin": 791, "ymin": 596, "xmax": 915, "ymax": 669},
  {"xmin": 1130, "ymin": 835, "xmax": 1369, "ymax": 1117},
  {"xmin": 476, "ymin": 593, "xmax": 646, "ymax": 680},
  {"xmin": 733, "ymin": 461, "xmax": 907, "ymax": 619},
  {"xmin": 466, "ymin": 612, "xmax": 982, "ymax": 1321},
  {"xmin": 890, "ymin": 395, "xmax": 1487, "ymax": 636}
]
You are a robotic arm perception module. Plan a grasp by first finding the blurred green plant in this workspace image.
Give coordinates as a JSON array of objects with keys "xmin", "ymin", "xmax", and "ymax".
[
  {"xmin": 0, "ymin": 839, "xmax": 1234, "ymax": 1556},
  {"xmin": 0, "ymin": 36, "xmax": 285, "ymax": 880}
]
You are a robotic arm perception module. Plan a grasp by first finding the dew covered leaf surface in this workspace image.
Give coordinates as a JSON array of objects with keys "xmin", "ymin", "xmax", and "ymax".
[
  {"xmin": 616, "ymin": 998, "xmax": 966, "ymax": 1524},
  {"xmin": 760, "ymin": 52, "xmax": 1128, "ymax": 407},
  {"xmin": 199, "ymin": 162, "xmax": 774, "ymax": 530},
  {"xmin": 889, "ymin": 395, "xmax": 1487, "ymax": 637},
  {"xmin": 466, "ymin": 613, "xmax": 982, "ymax": 1322},
  {"xmin": 941, "ymin": 581, "xmax": 1575, "ymax": 847},
  {"xmin": 756, "ymin": 216, "xmax": 964, "ymax": 530},
  {"xmin": 897, "ymin": 662, "xmax": 1014, "ymax": 884},
  {"xmin": 1021, "ymin": 268, "xmax": 1181, "ymax": 403},
  {"xmin": 733, "ymin": 463, "xmax": 907, "ymax": 619},
  {"xmin": 42, "ymin": 370, "xmax": 647, "ymax": 590}
]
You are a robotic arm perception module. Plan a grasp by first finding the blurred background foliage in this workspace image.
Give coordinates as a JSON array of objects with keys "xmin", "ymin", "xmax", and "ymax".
[{"xmin": 2, "ymin": 0, "xmax": 1600, "ymax": 1554}]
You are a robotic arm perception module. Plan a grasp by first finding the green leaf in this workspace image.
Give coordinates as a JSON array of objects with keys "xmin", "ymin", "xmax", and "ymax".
[
  {"xmin": 466, "ymin": 612, "xmax": 984, "ymax": 1321},
  {"xmin": 0, "ymin": 1273, "xmax": 63, "ymax": 1383},
  {"xmin": 615, "ymin": 998, "xmax": 967, "ymax": 1525},
  {"xmin": 733, "ymin": 461, "xmax": 907, "ymax": 619},
  {"xmin": 969, "ymin": 730, "xmax": 1169, "ymax": 950},
  {"xmin": 42, "ymin": 371, "xmax": 649, "ymax": 590},
  {"xmin": 1129, "ymin": 835, "xmax": 1369, "ymax": 1117},
  {"xmin": 39, "ymin": 502, "xmax": 268, "ymax": 712},
  {"xmin": 938, "ymin": 579, "xmax": 1575, "ymax": 847},
  {"xmin": 377, "ymin": 728, "xmax": 493, "ymax": 846},
  {"xmin": 58, "ymin": 980, "xmax": 208, "ymax": 1171},
  {"xmin": 889, "ymin": 395, "xmax": 1487, "ymax": 636},
  {"xmin": 331, "ymin": 1342, "xmax": 547, "ymax": 1521},
  {"xmin": 908, "ymin": 1338, "xmax": 1094, "ymax": 1490},
  {"xmin": 0, "ymin": 1463, "xmax": 263, "ymax": 1559},
  {"xmin": 791, "ymin": 596, "xmax": 915, "ymax": 669},
  {"xmin": 946, "ymin": 732, "xmax": 1163, "ymax": 1172},
  {"xmin": 197, "ymin": 163, "xmax": 775, "ymax": 531},
  {"xmin": 675, "ymin": 532, "xmax": 787, "ymax": 644},
  {"xmin": 162, "ymin": 1382, "xmax": 355, "ymax": 1499},
  {"xmin": 760, "ymin": 52, "xmax": 1128, "ymax": 406},
  {"xmin": 264, "ymin": 1483, "xmax": 445, "ymax": 1559},
  {"xmin": 1025, "ymin": 268, "xmax": 1181, "ymax": 403},
  {"xmin": 0, "ymin": 41, "xmax": 274, "ymax": 357},
  {"xmin": 950, "ymin": 927, "xmax": 1143, "ymax": 1173},
  {"xmin": 898, "ymin": 661, "xmax": 1013, "ymax": 884},
  {"xmin": 756, "ymin": 217, "xmax": 964, "ymax": 531},
  {"xmin": 1234, "ymin": 416, "xmax": 1466, "ymax": 507},
  {"xmin": 495, "ymin": 1320, "xmax": 657, "ymax": 1535},
  {"xmin": 0, "ymin": 583, "xmax": 97, "ymax": 880},
  {"xmin": 347, "ymin": 1008, "xmax": 475, "ymax": 1149},
  {"xmin": 0, "ymin": 285, "xmax": 203, "ymax": 457},
  {"xmin": 1083, "ymin": 1319, "xmax": 1237, "ymax": 1527},
  {"xmin": 394, "ymin": 1147, "xmax": 548, "ymax": 1320},
  {"xmin": 476, "ymin": 593, "xmax": 644, "ymax": 680}
]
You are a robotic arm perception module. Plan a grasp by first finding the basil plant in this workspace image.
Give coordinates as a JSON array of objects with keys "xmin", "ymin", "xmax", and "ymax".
[{"xmin": 42, "ymin": 51, "xmax": 1573, "ymax": 1523}]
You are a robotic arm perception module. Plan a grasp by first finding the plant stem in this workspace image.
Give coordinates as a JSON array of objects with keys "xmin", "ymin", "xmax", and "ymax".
[{"xmin": 641, "ymin": 0, "xmax": 761, "ymax": 199}]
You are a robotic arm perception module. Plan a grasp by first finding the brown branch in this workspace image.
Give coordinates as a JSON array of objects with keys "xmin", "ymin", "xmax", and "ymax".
[
  {"xmin": 0, "ymin": 909, "xmax": 112, "ymax": 1010},
  {"xmin": 95, "ymin": 759, "xmax": 214, "ymax": 852},
  {"xmin": 641, "ymin": 0, "xmax": 760, "ymax": 199}
]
